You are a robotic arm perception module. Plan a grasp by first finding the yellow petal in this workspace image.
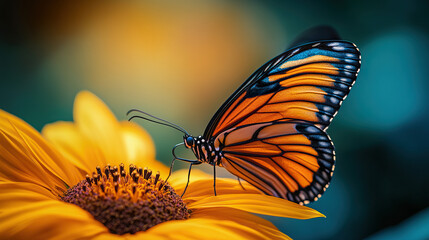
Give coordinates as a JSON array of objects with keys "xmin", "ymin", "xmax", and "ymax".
[
  {"xmin": 120, "ymin": 121, "xmax": 169, "ymax": 176},
  {"xmin": 120, "ymin": 121, "xmax": 155, "ymax": 161},
  {"xmin": 42, "ymin": 121, "xmax": 106, "ymax": 175},
  {"xmin": 0, "ymin": 181, "xmax": 109, "ymax": 239},
  {"xmin": 72, "ymin": 91, "xmax": 162, "ymax": 173},
  {"xmin": 168, "ymin": 170, "xmax": 261, "ymax": 203},
  {"xmin": 43, "ymin": 92, "xmax": 165, "ymax": 179},
  {"xmin": 0, "ymin": 109, "xmax": 82, "ymax": 195},
  {"xmin": 74, "ymin": 91, "xmax": 126, "ymax": 166},
  {"xmin": 43, "ymin": 114, "xmax": 167, "ymax": 179},
  {"xmin": 91, "ymin": 201, "xmax": 284, "ymax": 240},
  {"xmin": 148, "ymin": 218, "xmax": 258, "ymax": 240},
  {"xmin": 180, "ymin": 179, "xmax": 262, "ymax": 204},
  {"xmin": 188, "ymin": 193, "xmax": 325, "ymax": 219},
  {"xmin": 89, "ymin": 234, "xmax": 125, "ymax": 240},
  {"xmin": 191, "ymin": 207, "xmax": 291, "ymax": 240},
  {"xmin": 122, "ymin": 232, "xmax": 168, "ymax": 240},
  {"xmin": 168, "ymin": 169, "xmax": 212, "ymax": 189},
  {"xmin": 146, "ymin": 209, "xmax": 290, "ymax": 240}
]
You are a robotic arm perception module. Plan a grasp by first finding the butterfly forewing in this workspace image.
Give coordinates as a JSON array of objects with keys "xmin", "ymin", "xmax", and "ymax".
[{"xmin": 204, "ymin": 41, "xmax": 360, "ymax": 139}]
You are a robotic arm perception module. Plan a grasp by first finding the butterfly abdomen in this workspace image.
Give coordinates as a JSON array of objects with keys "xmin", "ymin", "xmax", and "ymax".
[{"xmin": 190, "ymin": 136, "xmax": 221, "ymax": 166}]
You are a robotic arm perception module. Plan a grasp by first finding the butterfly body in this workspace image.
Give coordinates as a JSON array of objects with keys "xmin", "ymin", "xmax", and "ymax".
[
  {"xmin": 181, "ymin": 40, "xmax": 360, "ymax": 205},
  {"xmin": 184, "ymin": 135, "xmax": 221, "ymax": 166}
]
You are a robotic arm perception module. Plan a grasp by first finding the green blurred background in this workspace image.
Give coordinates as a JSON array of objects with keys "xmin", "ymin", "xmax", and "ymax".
[{"xmin": 1, "ymin": 0, "xmax": 429, "ymax": 239}]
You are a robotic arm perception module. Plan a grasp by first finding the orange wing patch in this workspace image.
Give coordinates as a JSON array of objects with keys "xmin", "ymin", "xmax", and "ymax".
[
  {"xmin": 222, "ymin": 154, "xmax": 282, "ymax": 196},
  {"xmin": 257, "ymin": 123, "xmax": 298, "ymax": 138},
  {"xmin": 277, "ymin": 63, "xmax": 339, "ymax": 79},
  {"xmin": 269, "ymin": 86, "xmax": 327, "ymax": 103},
  {"xmin": 235, "ymin": 112, "xmax": 283, "ymax": 129},
  {"xmin": 237, "ymin": 155, "xmax": 301, "ymax": 192},
  {"xmin": 259, "ymin": 102, "xmax": 320, "ymax": 119},
  {"xmin": 211, "ymin": 84, "xmax": 331, "ymax": 136},
  {"xmin": 218, "ymin": 121, "xmax": 334, "ymax": 203},
  {"xmin": 205, "ymin": 41, "xmax": 360, "ymax": 139},
  {"xmin": 279, "ymin": 145, "xmax": 318, "ymax": 156},
  {"xmin": 225, "ymin": 154, "xmax": 290, "ymax": 193},
  {"xmin": 278, "ymin": 55, "xmax": 340, "ymax": 71},
  {"xmin": 214, "ymin": 93, "xmax": 274, "ymax": 137},
  {"xmin": 222, "ymin": 123, "xmax": 269, "ymax": 146},
  {"xmin": 278, "ymin": 74, "xmax": 336, "ymax": 88},
  {"xmin": 223, "ymin": 140, "xmax": 282, "ymax": 156},
  {"xmin": 279, "ymin": 153, "xmax": 319, "ymax": 172},
  {"xmin": 280, "ymin": 159, "xmax": 313, "ymax": 187},
  {"xmin": 263, "ymin": 134, "xmax": 312, "ymax": 145},
  {"xmin": 215, "ymin": 92, "xmax": 246, "ymax": 134}
]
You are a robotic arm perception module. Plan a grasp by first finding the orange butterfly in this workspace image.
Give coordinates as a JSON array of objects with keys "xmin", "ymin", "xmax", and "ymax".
[{"xmin": 129, "ymin": 38, "xmax": 360, "ymax": 205}]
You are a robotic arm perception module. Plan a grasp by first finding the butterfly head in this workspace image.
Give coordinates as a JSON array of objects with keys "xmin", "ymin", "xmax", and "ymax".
[{"xmin": 184, "ymin": 135, "xmax": 195, "ymax": 149}]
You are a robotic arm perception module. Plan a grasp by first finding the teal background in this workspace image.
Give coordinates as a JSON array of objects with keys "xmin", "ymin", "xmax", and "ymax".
[{"xmin": 1, "ymin": 1, "xmax": 429, "ymax": 239}]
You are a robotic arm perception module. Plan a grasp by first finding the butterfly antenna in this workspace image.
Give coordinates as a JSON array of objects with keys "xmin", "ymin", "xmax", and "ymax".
[
  {"xmin": 128, "ymin": 115, "xmax": 187, "ymax": 134},
  {"xmin": 127, "ymin": 109, "xmax": 189, "ymax": 135}
]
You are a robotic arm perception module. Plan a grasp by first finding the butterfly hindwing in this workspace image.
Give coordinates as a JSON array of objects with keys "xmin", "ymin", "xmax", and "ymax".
[
  {"xmin": 216, "ymin": 120, "xmax": 334, "ymax": 204},
  {"xmin": 204, "ymin": 41, "xmax": 361, "ymax": 139}
]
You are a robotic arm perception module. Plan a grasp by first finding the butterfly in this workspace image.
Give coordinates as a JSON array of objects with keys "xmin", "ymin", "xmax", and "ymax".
[{"xmin": 129, "ymin": 29, "xmax": 361, "ymax": 205}]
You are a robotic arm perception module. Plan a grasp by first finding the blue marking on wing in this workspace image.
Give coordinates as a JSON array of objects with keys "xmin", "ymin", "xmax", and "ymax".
[{"xmin": 286, "ymin": 48, "xmax": 349, "ymax": 62}]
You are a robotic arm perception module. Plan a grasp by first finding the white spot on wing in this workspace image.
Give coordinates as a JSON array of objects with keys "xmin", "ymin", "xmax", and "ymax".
[
  {"xmin": 264, "ymin": 65, "xmax": 270, "ymax": 71},
  {"xmin": 273, "ymin": 58, "xmax": 282, "ymax": 66},
  {"xmin": 333, "ymin": 46, "xmax": 345, "ymax": 51},
  {"xmin": 291, "ymin": 48, "xmax": 300, "ymax": 55}
]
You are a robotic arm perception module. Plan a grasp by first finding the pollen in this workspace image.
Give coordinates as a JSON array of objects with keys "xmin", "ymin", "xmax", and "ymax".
[{"xmin": 62, "ymin": 164, "xmax": 190, "ymax": 235}]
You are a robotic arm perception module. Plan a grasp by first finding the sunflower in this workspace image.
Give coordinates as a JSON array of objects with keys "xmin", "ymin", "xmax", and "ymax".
[{"xmin": 0, "ymin": 91, "xmax": 324, "ymax": 239}]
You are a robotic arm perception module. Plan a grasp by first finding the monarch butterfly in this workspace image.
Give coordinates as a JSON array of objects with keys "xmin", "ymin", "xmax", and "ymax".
[{"xmin": 129, "ymin": 27, "xmax": 361, "ymax": 205}]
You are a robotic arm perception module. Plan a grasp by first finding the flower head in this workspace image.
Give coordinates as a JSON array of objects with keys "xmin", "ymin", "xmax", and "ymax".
[{"xmin": 0, "ymin": 91, "xmax": 324, "ymax": 239}]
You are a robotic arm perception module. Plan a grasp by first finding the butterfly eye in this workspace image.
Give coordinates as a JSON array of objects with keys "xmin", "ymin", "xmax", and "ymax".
[{"xmin": 185, "ymin": 136, "xmax": 194, "ymax": 148}]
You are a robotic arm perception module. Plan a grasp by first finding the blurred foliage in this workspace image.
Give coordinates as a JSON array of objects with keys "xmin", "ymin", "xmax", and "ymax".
[{"xmin": 1, "ymin": 0, "xmax": 429, "ymax": 239}]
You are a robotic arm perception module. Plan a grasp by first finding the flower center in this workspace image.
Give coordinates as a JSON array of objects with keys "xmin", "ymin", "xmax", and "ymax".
[{"xmin": 61, "ymin": 163, "xmax": 190, "ymax": 235}]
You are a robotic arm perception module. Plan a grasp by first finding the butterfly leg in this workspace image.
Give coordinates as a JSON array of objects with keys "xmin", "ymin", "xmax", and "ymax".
[
  {"xmin": 181, "ymin": 161, "xmax": 202, "ymax": 197},
  {"xmin": 172, "ymin": 142, "xmax": 200, "ymax": 163},
  {"xmin": 237, "ymin": 177, "xmax": 246, "ymax": 190},
  {"xmin": 161, "ymin": 158, "xmax": 176, "ymax": 188},
  {"xmin": 213, "ymin": 164, "xmax": 217, "ymax": 196}
]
